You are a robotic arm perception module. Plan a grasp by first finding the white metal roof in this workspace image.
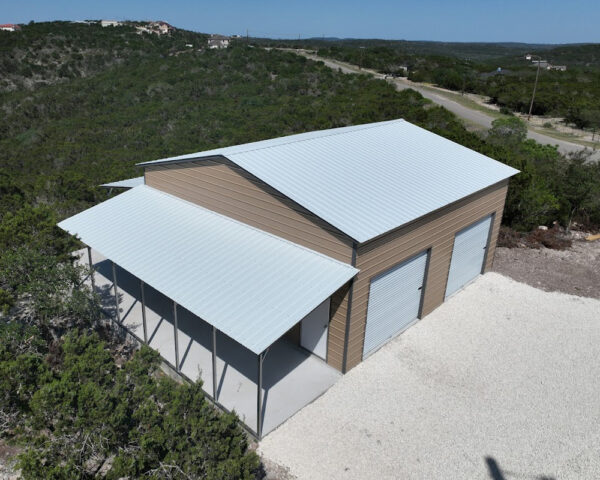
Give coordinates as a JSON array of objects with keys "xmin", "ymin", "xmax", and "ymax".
[
  {"xmin": 139, "ymin": 119, "xmax": 519, "ymax": 243},
  {"xmin": 100, "ymin": 176, "xmax": 145, "ymax": 189},
  {"xmin": 58, "ymin": 185, "xmax": 358, "ymax": 354}
]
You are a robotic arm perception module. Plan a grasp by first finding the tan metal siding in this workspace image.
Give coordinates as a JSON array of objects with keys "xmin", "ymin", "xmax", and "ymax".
[
  {"xmin": 344, "ymin": 181, "xmax": 508, "ymax": 370},
  {"xmin": 145, "ymin": 159, "xmax": 353, "ymax": 263}
]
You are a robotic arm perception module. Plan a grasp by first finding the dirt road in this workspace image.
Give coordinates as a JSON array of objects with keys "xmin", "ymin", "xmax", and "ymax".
[{"xmin": 287, "ymin": 49, "xmax": 600, "ymax": 161}]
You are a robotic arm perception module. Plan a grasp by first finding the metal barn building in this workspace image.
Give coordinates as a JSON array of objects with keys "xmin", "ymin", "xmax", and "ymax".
[{"xmin": 59, "ymin": 119, "xmax": 519, "ymax": 437}]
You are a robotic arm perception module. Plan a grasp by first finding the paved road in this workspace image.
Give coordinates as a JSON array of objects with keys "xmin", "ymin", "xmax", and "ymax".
[
  {"xmin": 260, "ymin": 273, "xmax": 600, "ymax": 479},
  {"xmin": 290, "ymin": 50, "xmax": 600, "ymax": 160}
]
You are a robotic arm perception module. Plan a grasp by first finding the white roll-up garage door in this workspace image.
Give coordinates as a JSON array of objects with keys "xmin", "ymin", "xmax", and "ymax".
[
  {"xmin": 363, "ymin": 250, "xmax": 428, "ymax": 358},
  {"xmin": 445, "ymin": 215, "xmax": 493, "ymax": 299}
]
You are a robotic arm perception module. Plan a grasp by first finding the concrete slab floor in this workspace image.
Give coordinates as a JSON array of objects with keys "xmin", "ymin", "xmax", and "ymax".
[{"xmin": 78, "ymin": 249, "xmax": 341, "ymax": 436}]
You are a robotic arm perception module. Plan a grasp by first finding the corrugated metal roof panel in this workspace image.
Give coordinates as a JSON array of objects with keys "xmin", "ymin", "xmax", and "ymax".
[
  {"xmin": 138, "ymin": 119, "xmax": 519, "ymax": 243},
  {"xmin": 58, "ymin": 186, "xmax": 358, "ymax": 354},
  {"xmin": 100, "ymin": 177, "xmax": 145, "ymax": 189}
]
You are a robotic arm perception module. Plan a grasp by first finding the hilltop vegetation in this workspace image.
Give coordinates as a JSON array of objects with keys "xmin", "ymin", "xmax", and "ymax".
[
  {"xmin": 256, "ymin": 37, "xmax": 600, "ymax": 129},
  {"xmin": 0, "ymin": 21, "xmax": 206, "ymax": 92},
  {"xmin": 310, "ymin": 43, "xmax": 600, "ymax": 128},
  {"xmin": 253, "ymin": 37, "xmax": 559, "ymax": 61}
]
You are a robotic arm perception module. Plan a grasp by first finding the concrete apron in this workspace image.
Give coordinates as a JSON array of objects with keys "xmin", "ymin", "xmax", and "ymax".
[{"xmin": 77, "ymin": 249, "xmax": 341, "ymax": 437}]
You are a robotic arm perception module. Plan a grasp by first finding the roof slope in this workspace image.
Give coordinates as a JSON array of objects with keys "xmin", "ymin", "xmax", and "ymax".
[
  {"xmin": 58, "ymin": 185, "xmax": 358, "ymax": 354},
  {"xmin": 100, "ymin": 176, "xmax": 144, "ymax": 189},
  {"xmin": 139, "ymin": 119, "xmax": 519, "ymax": 243}
]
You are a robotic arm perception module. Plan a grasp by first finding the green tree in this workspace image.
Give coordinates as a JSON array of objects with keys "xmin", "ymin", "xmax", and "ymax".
[
  {"xmin": 0, "ymin": 247, "xmax": 98, "ymax": 324},
  {"xmin": 558, "ymin": 152, "xmax": 600, "ymax": 230},
  {"xmin": 487, "ymin": 116, "xmax": 527, "ymax": 146}
]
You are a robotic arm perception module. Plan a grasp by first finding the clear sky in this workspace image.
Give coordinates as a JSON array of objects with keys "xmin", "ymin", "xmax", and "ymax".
[{"xmin": 3, "ymin": 0, "xmax": 598, "ymax": 44}]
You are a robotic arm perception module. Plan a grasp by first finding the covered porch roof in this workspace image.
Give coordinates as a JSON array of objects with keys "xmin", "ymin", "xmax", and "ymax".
[
  {"xmin": 58, "ymin": 185, "xmax": 358, "ymax": 354},
  {"xmin": 100, "ymin": 176, "xmax": 145, "ymax": 189}
]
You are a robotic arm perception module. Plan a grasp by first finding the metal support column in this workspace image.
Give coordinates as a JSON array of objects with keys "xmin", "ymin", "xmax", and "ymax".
[
  {"xmin": 112, "ymin": 261, "xmax": 121, "ymax": 323},
  {"xmin": 173, "ymin": 301, "xmax": 180, "ymax": 372},
  {"xmin": 87, "ymin": 246, "xmax": 95, "ymax": 292},
  {"xmin": 257, "ymin": 351, "xmax": 264, "ymax": 439},
  {"xmin": 212, "ymin": 326, "xmax": 218, "ymax": 400},
  {"xmin": 140, "ymin": 280, "xmax": 148, "ymax": 343}
]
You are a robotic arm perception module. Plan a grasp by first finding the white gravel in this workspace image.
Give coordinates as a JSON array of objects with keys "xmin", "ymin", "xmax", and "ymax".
[{"xmin": 259, "ymin": 273, "xmax": 600, "ymax": 480}]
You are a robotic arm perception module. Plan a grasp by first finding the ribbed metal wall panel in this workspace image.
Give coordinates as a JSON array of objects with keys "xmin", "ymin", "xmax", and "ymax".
[
  {"xmin": 58, "ymin": 185, "xmax": 358, "ymax": 354},
  {"xmin": 445, "ymin": 215, "xmax": 493, "ymax": 298},
  {"xmin": 139, "ymin": 120, "xmax": 518, "ymax": 243},
  {"xmin": 362, "ymin": 250, "xmax": 428, "ymax": 357}
]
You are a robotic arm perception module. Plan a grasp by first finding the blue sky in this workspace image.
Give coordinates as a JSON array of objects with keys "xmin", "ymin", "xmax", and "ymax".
[{"xmin": 4, "ymin": 0, "xmax": 598, "ymax": 44}]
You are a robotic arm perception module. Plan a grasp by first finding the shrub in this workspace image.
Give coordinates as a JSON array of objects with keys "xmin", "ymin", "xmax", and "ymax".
[
  {"xmin": 14, "ymin": 332, "xmax": 260, "ymax": 479},
  {"xmin": 526, "ymin": 227, "xmax": 572, "ymax": 250},
  {"xmin": 497, "ymin": 226, "xmax": 523, "ymax": 248}
]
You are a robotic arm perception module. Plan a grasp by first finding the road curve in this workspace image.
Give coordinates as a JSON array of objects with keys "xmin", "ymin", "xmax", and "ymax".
[{"xmin": 288, "ymin": 49, "xmax": 599, "ymax": 160}]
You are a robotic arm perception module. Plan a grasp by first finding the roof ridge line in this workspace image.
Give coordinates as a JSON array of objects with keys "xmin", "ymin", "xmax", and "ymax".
[
  {"xmin": 224, "ymin": 119, "xmax": 404, "ymax": 158},
  {"xmin": 140, "ymin": 185, "xmax": 359, "ymax": 272},
  {"xmin": 137, "ymin": 119, "xmax": 403, "ymax": 166}
]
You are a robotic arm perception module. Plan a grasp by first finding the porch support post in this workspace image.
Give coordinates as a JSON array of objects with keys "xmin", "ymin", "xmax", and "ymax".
[
  {"xmin": 112, "ymin": 261, "xmax": 121, "ymax": 323},
  {"xmin": 86, "ymin": 246, "xmax": 95, "ymax": 292},
  {"xmin": 173, "ymin": 301, "xmax": 180, "ymax": 372},
  {"xmin": 140, "ymin": 280, "xmax": 148, "ymax": 343},
  {"xmin": 212, "ymin": 326, "xmax": 217, "ymax": 401},
  {"xmin": 257, "ymin": 351, "xmax": 264, "ymax": 439}
]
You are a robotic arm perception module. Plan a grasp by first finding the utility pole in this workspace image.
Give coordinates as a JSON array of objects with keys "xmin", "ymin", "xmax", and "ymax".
[
  {"xmin": 528, "ymin": 55, "xmax": 542, "ymax": 121},
  {"xmin": 246, "ymin": 28, "xmax": 248, "ymax": 44}
]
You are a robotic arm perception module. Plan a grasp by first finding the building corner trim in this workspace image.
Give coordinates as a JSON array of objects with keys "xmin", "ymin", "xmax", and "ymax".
[{"xmin": 341, "ymin": 241, "xmax": 358, "ymax": 374}]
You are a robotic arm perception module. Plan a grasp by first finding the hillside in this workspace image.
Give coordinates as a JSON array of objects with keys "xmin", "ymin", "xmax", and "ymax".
[
  {"xmin": 0, "ymin": 22, "xmax": 473, "ymax": 223},
  {"xmin": 253, "ymin": 37, "xmax": 559, "ymax": 61},
  {"xmin": 298, "ymin": 43, "xmax": 600, "ymax": 127},
  {"xmin": 0, "ymin": 21, "xmax": 207, "ymax": 92}
]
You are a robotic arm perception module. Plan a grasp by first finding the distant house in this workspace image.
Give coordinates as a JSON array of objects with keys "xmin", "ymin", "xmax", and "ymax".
[
  {"xmin": 136, "ymin": 21, "xmax": 175, "ymax": 35},
  {"xmin": 101, "ymin": 20, "xmax": 122, "ymax": 27},
  {"xmin": 531, "ymin": 60, "xmax": 549, "ymax": 68},
  {"xmin": 150, "ymin": 21, "xmax": 175, "ymax": 35},
  {"xmin": 208, "ymin": 34, "xmax": 230, "ymax": 49},
  {"xmin": 525, "ymin": 55, "xmax": 565, "ymax": 71},
  {"xmin": 0, "ymin": 24, "xmax": 21, "ymax": 32},
  {"xmin": 135, "ymin": 25, "xmax": 151, "ymax": 34}
]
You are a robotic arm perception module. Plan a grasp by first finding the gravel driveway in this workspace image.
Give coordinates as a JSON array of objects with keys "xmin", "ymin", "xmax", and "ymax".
[{"xmin": 259, "ymin": 273, "xmax": 600, "ymax": 480}]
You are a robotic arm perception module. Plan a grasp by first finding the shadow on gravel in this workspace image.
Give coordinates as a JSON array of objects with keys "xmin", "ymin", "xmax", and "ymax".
[{"xmin": 485, "ymin": 456, "xmax": 556, "ymax": 480}]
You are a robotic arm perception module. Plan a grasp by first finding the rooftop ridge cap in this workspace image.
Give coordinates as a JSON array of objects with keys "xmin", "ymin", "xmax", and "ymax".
[
  {"xmin": 138, "ymin": 119, "xmax": 404, "ymax": 166},
  {"xmin": 224, "ymin": 119, "xmax": 404, "ymax": 157}
]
